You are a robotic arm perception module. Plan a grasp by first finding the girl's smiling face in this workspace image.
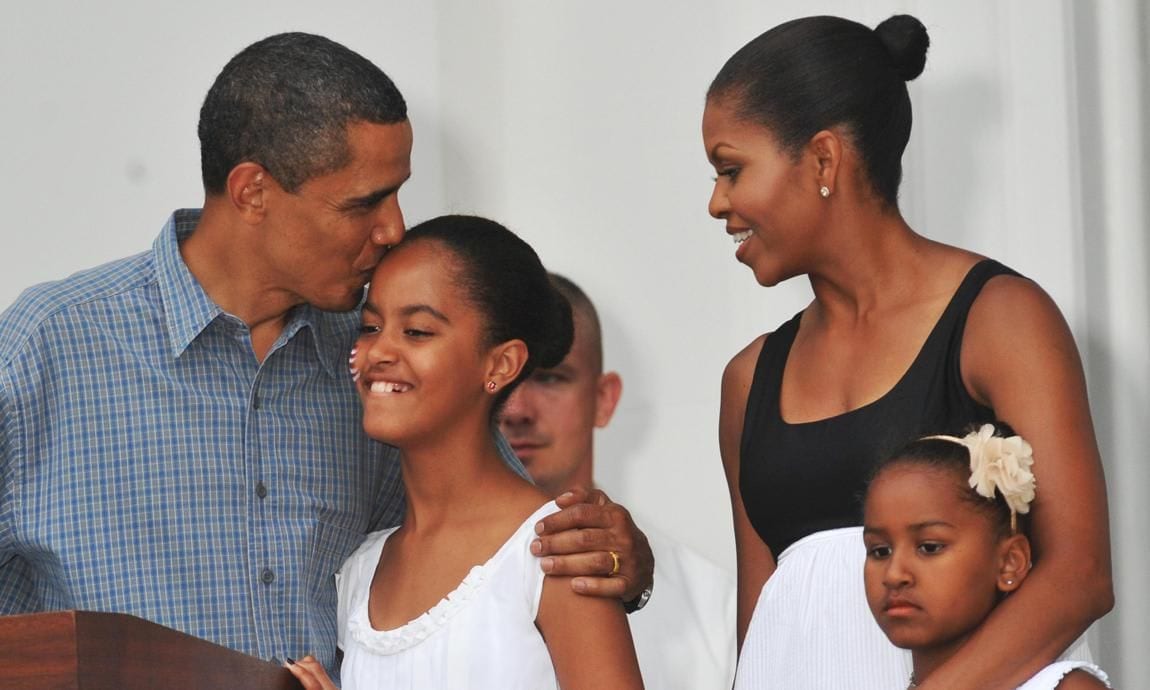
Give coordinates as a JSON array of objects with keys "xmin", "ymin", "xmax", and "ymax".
[
  {"xmin": 862, "ymin": 464, "xmax": 1028, "ymax": 664},
  {"xmin": 352, "ymin": 239, "xmax": 497, "ymax": 448}
]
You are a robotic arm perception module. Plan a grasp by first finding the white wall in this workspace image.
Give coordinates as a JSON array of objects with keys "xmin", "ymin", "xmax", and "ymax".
[
  {"xmin": 2, "ymin": 0, "xmax": 1145, "ymax": 683},
  {"xmin": 0, "ymin": 1, "xmax": 450, "ymax": 297}
]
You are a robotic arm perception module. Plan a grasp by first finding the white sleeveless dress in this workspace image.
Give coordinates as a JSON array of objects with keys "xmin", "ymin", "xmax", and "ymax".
[
  {"xmin": 336, "ymin": 501, "xmax": 561, "ymax": 689},
  {"xmin": 733, "ymin": 527, "xmax": 1095, "ymax": 690}
]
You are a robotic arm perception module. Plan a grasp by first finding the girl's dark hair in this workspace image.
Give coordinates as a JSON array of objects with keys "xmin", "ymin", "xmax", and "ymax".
[
  {"xmin": 707, "ymin": 14, "xmax": 929, "ymax": 208},
  {"xmin": 402, "ymin": 215, "xmax": 574, "ymax": 410},
  {"xmin": 869, "ymin": 422, "xmax": 1025, "ymax": 538}
]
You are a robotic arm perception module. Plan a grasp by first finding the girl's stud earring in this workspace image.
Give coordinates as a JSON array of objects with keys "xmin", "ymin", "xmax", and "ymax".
[
  {"xmin": 819, "ymin": 185, "xmax": 831, "ymax": 198},
  {"xmin": 1005, "ymin": 579, "xmax": 1014, "ymax": 586},
  {"xmin": 487, "ymin": 381, "xmax": 497, "ymax": 392}
]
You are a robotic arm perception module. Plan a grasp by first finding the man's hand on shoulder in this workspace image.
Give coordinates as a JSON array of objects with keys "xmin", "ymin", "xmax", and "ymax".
[{"xmin": 531, "ymin": 487, "xmax": 654, "ymax": 604}]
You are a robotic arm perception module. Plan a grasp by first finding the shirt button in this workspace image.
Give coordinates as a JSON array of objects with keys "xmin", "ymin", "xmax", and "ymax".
[
  {"xmin": 256, "ymin": 482, "xmax": 268, "ymax": 499},
  {"xmin": 252, "ymin": 393, "xmax": 261, "ymax": 410},
  {"xmin": 260, "ymin": 568, "xmax": 275, "ymax": 585}
]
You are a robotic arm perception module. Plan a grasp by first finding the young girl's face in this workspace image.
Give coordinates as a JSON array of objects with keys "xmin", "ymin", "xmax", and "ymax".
[
  {"xmin": 862, "ymin": 464, "xmax": 1008, "ymax": 657},
  {"xmin": 352, "ymin": 240, "xmax": 494, "ymax": 446}
]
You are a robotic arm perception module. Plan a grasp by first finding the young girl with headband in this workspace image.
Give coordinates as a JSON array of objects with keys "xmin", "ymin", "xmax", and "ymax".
[
  {"xmin": 863, "ymin": 424, "xmax": 1111, "ymax": 690},
  {"xmin": 286, "ymin": 215, "xmax": 643, "ymax": 689}
]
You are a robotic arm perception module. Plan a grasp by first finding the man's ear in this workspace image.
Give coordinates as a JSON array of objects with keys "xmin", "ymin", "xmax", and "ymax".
[
  {"xmin": 593, "ymin": 372, "xmax": 622, "ymax": 428},
  {"xmin": 486, "ymin": 340, "xmax": 528, "ymax": 391},
  {"xmin": 225, "ymin": 162, "xmax": 271, "ymax": 224},
  {"xmin": 996, "ymin": 532, "xmax": 1032, "ymax": 594}
]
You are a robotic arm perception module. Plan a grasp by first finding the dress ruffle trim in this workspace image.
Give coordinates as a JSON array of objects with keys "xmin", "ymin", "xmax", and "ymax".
[
  {"xmin": 347, "ymin": 562, "xmax": 490, "ymax": 655},
  {"xmin": 344, "ymin": 500, "xmax": 557, "ymax": 656},
  {"xmin": 1031, "ymin": 661, "xmax": 1112, "ymax": 689}
]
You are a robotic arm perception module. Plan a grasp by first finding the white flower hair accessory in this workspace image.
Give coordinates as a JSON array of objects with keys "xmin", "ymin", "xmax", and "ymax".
[{"xmin": 925, "ymin": 423, "xmax": 1037, "ymax": 532}]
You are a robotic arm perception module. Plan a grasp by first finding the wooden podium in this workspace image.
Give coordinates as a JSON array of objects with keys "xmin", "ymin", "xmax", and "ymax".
[{"xmin": 0, "ymin": 611, "xmax": 303, "ymax": 689}]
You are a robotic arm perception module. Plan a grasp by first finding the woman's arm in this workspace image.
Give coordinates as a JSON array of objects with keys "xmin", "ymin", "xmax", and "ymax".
[
  {"xmin": 920, "ymin": 276, "xmax": 1113, "ymax": 689},
  {"xmin": 719, "ymin": 336, "xmax": 777, "ymax": 651},
  {"xmin": 537, "ymin": 574, "xmax": 644, "ymax": 689}
]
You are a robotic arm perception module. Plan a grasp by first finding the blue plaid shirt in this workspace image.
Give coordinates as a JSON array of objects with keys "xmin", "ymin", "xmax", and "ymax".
[{"xmin": 0, "ymin": 209, "xmax": 471, "ymax": 672}]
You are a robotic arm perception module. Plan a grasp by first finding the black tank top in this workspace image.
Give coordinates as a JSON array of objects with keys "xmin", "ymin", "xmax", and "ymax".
[{"xmin": 739, "ymin": 260, "xmax": 1016, "ymax": 559}]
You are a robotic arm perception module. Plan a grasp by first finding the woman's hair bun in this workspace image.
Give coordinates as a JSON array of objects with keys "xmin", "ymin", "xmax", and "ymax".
[
  {"xmin": 534, "ymin": 287, "xmax": 575, "ymax": 370},
  {"xmin": 875, "ymin": 14, "xmax": 930, "ymax": 81}
]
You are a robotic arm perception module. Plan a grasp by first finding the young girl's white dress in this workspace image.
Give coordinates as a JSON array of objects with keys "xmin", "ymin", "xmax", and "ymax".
[
  {"xmin": 336, "ymin": 501, "xmax": 561, "ymax": 689},
  {"xmin": 732, "ymin": 528, "xmax": 1096, "ymax": 690},
  {"xmin": 1017, "ymin": 660, "xmax": 1111, "ymax": 689}
]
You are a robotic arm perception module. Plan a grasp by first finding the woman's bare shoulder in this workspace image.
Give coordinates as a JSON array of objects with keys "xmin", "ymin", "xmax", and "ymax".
[
  {"xmin": 971, "ymin": 269, "xmax": 1060, "ymax": 316},
  {"xmin": 962, "ymin": 268, "xmax": 1078, "ymax": 398},
  {"xmin": 720, "ymin": 333, "xmax": 771, "ymax": 472},
  {"xmin": 723, "ymin": 332, "xmax": 770, "ymax": 389}
]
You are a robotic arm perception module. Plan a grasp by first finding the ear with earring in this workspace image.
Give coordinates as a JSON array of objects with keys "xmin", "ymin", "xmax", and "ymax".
[
  {"xmin": 997, "ymin": 534, "xmax": 1031, "ymax": 593},
  {"xmin": 1000, "ymin": 571, "xmax": 1022, "ymax": 592}
]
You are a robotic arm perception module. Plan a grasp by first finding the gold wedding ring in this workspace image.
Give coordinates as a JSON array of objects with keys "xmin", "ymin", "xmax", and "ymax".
[{"xmin": 609, "ymin": 550, "xmax": 621, "ymax": 576}]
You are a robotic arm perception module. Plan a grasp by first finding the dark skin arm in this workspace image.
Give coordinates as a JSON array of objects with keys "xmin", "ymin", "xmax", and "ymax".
[
  {"xmin": 532, "ymin": 488, "xmax": 654, "ymax": 602},
  {"xmin": 720, "ymin": 335, "xmax": 776, "ymax": 651},
  {"xmin": 917, "ymin": 277, "xmax": 1113, "ymax": 689},
  {"xmin": 536, "ymin": 574, "xmax": 644, "ymax": 688}
]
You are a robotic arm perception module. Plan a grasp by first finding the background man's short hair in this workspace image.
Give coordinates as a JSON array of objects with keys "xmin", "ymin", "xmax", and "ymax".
[{"xmin": 548, "ymin": 272, "xmax": 604, "ymax": 374}]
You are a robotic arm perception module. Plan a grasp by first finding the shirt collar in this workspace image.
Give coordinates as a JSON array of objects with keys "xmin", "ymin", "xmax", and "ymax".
[
  {"xmin": 293, "ymin": 303, "xmax": 359, "ymax": 380},
  {"xmin": 155, "ymin": 209, "xmax": 223, "ymax": 357},
  {"xmin": 154, "ymin": 208, "xmax": 355, "ymax": 378}
]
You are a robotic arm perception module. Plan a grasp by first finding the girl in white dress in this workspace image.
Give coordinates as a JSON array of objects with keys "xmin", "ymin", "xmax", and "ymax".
[
  {"xmin": 287, "ymin": 215, "xmax": 643, "ymax": 689},
  {"xmin": 863, "ymin": 424, "xmax": 1111, "ymax": 690}
]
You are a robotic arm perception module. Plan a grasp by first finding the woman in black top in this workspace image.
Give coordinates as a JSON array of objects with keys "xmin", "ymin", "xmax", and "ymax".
[{"xmin": 703, "ymin": 14, "xmax": 1111, "ymax": 690}]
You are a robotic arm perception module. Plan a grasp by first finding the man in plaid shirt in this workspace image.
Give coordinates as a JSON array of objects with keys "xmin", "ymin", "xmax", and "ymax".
[{"xmin": 0, "ymin": 32, "xmax": 652, "ymax": 676}]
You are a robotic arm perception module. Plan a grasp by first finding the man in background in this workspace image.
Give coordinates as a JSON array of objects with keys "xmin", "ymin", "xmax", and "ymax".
[{"xmin": 500, "ymin": 273, "xmax": 737, "ymax": 690}]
